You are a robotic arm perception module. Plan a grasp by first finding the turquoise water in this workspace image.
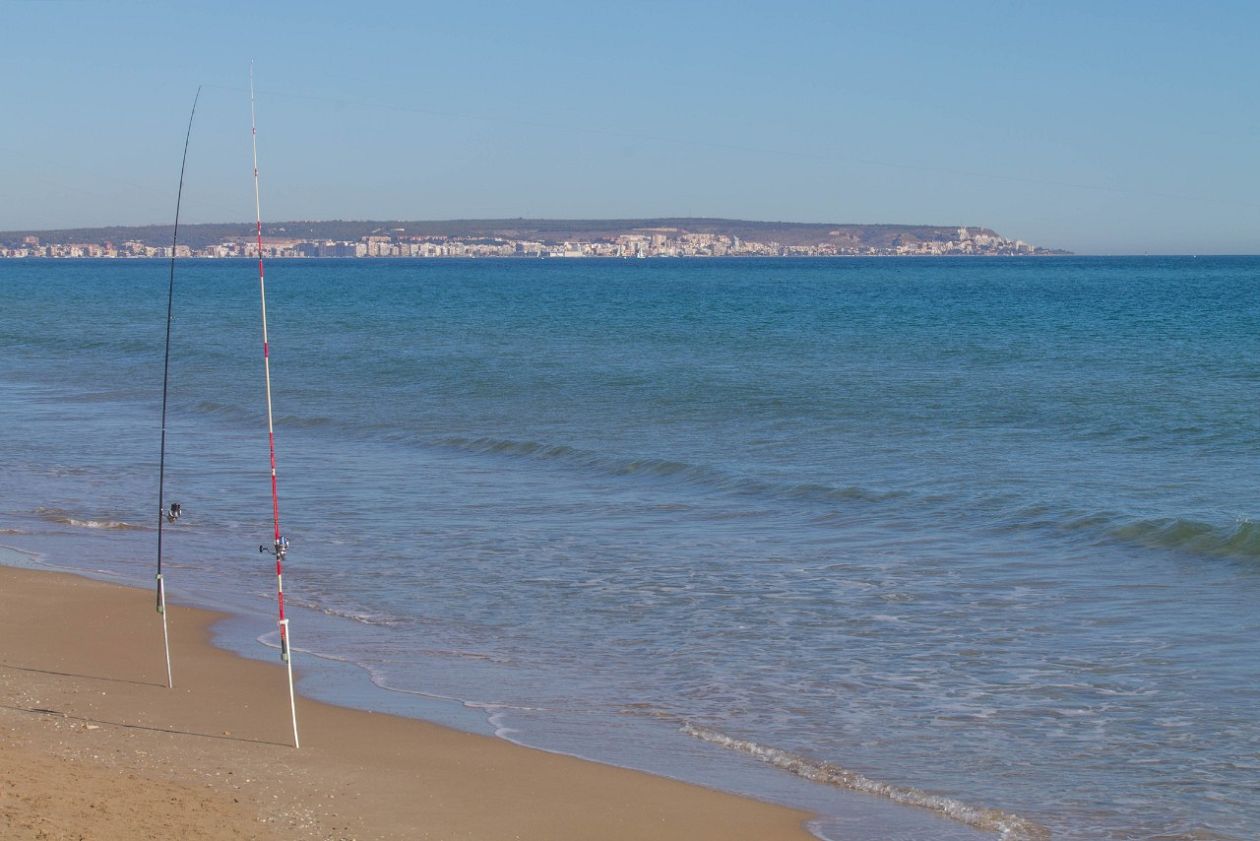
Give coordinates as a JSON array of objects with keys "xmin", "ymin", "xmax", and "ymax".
[{"xmin": 1, "ymin": 257, "xmax": 1257, "ymax": 840}]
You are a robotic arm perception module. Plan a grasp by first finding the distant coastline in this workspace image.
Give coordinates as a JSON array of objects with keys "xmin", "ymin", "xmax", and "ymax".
[{"xmin": 0, "ymin": 217, "xmax": 1069, "ymax": 259}]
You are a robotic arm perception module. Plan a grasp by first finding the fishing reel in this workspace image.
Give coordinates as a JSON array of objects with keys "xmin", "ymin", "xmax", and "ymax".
[
  {"xmin": 260, "ymin": 535, "xmax": 290, "ymax": 560},
  {"xmin": 165, "ymin": 502, "xmax": 182, "ymax": 523}
]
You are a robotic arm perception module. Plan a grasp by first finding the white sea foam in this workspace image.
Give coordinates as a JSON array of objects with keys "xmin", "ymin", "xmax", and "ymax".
[
  {"xmin": 681, "ymin": 724, "xmax": 1049, "ymax": 841},
  {"xmin": 485, "ymin": 710, "xmax": 519, "ymax": 739},
  {"xmin": 64, "ymin": 518, "xmax": 142, "ymax": 530},
  {"xmin": 289, "ymin": 596, "xmax": 411, "ymax": 628},
  {"xmin": 34, "ymin": 507, "xmax": 145, "ymax": 531}
]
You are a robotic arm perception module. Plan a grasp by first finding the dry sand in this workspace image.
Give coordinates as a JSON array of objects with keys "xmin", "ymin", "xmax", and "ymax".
[{"xmin": 0, "ymin": 564, "xmax": 814, "ymax": 840}]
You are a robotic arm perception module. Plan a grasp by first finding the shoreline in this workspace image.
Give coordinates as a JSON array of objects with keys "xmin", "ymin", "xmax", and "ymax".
[{"xmin": 0, "ymin": 563, "xmax": 815, "ymax": 840}]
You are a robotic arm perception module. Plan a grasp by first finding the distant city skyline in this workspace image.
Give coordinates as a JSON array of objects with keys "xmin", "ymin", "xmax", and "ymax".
[
  {"xmin": 2, "ymin": 1, "xmax": 1258, "ymax": 255},
  {"xmin": 0, "ymin": 221, "xmax": 1059, "ymax": 259}
]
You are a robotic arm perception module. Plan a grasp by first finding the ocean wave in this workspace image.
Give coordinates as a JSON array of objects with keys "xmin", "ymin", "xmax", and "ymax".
[
  {"xmin": 285, "ymin": 596, "xmax": 413, "ymax": 628},
  {"xmin": 273, "ymin": 413, "xmax": 336, "ymax": 430},
  {"xmin": 681, "ymin": 724, "xmax": 1049, "ymax": 841},
  {"xmin": 998, "ymin": 503, "xmax": 1260, "ymax": 563},
  {"xmin": 34, "ymin": 507, "xmax": 147, "ymax": 531},
  {"xmin": 64, "ymin": 517, "xmax": 145, "ymax": 531},
  {"xmin": 437, "ymin": 435, "xmax": 905, "ymax": 506},
  {"xmin": 287, "ymin": 596, "xmax": 519, "ymax": 664},
  {"xmin": 1109, "ymin": 516, "xmax": 1260, "ymax": 561},
  {"xmin": 191, "ymin": 399, "xmax": 249, "ymax": 420},
  {"xmin": 42, "ymin": 465, "xmax": 93, "ymax": 478}
]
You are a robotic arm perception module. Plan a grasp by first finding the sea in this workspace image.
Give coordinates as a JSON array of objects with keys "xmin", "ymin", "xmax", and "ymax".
[{"xmin": 1, "ymin": 256, "xmax": 1257, "ymax": 841}]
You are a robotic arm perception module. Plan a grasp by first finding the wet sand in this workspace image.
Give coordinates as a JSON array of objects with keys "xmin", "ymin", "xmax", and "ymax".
[{"xmin": 0, "ymin": 564, "xmax": 814, "ymax": 840}]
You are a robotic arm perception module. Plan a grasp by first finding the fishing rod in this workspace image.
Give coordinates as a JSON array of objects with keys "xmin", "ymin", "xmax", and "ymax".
[
  {"xmin": 155, "ymin": 86, "xmax": 201, "ymax": 690},
  {"xmin": 250, "ymin": 63, "xmax": 300, "ymax": 749}
]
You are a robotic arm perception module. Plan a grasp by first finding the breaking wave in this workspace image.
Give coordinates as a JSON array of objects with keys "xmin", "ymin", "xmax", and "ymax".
[
  {"xmin": 1109, "ymin": 516, "xmax": 1260, "ymax": 562},
  {"xmin": 681, "ymin": 724, "xmax": 1049, "ymax": 841},
  {"xmin": 995, "ymin": 502, "xmax": 1260, "ymax": 564},
  {"xmin": 436, "ymin": 437, "xmax": 1260, "ymax": 568},
  {"xmin": 437, "ymin": 435, "xmax": 905, "ymax": 505},
  {"xmin": 35, "ymin": 507, "xmax": 147, "ymax": 531},
  {"xmin": 286, "ymin": 595, "xmax": 413, "ymax": 628}
]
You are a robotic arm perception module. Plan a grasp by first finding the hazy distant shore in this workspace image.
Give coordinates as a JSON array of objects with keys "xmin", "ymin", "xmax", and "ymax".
[{"xmin": 0, "ymin": 217, "xmax": 1068, "ymax": 259}]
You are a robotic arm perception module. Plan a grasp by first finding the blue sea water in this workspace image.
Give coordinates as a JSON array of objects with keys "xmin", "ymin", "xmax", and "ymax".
[{"xmin": 1, "ymin": 256, "xmax": 1257, "ymax": 841}]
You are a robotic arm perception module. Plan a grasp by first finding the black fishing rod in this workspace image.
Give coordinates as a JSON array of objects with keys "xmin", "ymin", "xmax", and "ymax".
[{"xmin": 155, "ymin": 86, "xmax": 201, "ymax": 689}]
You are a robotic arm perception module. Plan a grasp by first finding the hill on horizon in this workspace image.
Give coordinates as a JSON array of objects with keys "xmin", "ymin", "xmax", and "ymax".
[{"xmin": 0, "ymin": 217, "xmax": 1037, "ymax": 250}]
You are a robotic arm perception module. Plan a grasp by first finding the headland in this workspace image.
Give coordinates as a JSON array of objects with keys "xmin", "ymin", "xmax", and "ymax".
[{"xmin": 0, "ymin": 218, "xmax": 1068, "ymax": 259}]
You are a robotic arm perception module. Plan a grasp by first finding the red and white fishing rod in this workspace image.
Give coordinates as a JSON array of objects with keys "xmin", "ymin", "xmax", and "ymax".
[{"xmin": 250, "ymin": 63, "xmax": 300, "ymax": 749}]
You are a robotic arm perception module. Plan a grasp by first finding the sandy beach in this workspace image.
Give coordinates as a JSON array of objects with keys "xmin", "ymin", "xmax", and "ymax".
[{"xmin": 0, "ymin": 564, "xmax": 814, "ymax": 840}]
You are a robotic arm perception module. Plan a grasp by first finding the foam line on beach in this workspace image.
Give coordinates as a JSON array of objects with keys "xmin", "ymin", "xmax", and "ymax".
[
  {"xmin": 681, "ymin": 723, "xmax": 1049, "ymax": 841},
  {"xmin": 34, "ymin": 507, "xmax": 147, "ymax": 531}
]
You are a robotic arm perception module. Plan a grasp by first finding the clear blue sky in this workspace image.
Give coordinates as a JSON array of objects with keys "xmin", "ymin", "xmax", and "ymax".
[{"xmin": 2, "ymin": 1, "xmax": 1257, "ymax": 253}]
